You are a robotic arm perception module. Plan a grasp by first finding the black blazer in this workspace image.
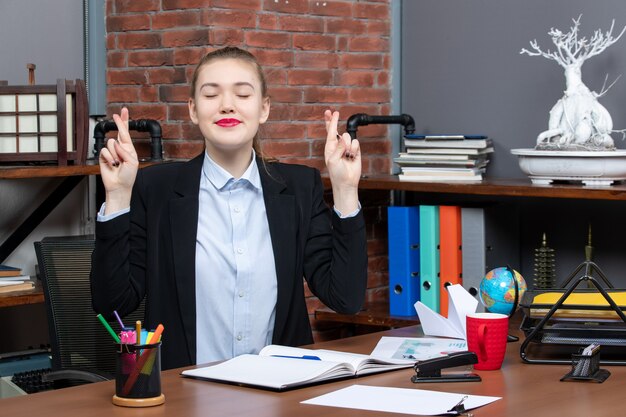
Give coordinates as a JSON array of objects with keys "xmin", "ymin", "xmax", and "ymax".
[{"xmin": 91, "ymin": 153, "xmax": 367, "ymax": 370}]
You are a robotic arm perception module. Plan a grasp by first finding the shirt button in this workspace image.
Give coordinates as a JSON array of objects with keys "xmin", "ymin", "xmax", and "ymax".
[
  {"xmin": 236, "ymin": 334, "xmax": 242, "ymax": 341},
  {"xmin": 233, "ymin": 206, "xmax": 241, "ymax": 213},
  {"xmin": 237, "ymin": 248, "xmax": 244, "ymax": 254},
  {"xmin": 238, "ymin": 291, "xmax": 244, "ymax": 298}
]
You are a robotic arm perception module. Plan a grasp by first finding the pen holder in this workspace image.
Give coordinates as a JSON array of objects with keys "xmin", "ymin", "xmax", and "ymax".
[
  {"xmin": 560, "ymin": 347, "xmax": 610, "ymax": 383},
  {"xmin": 112, "ymin": 342, "xmax": 165, "ymax": 407}
]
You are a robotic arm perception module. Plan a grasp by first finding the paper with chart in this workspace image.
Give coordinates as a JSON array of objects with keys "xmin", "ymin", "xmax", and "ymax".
[
  {"xmin": 302, "ymin": 384, "xmax": 501, "ymax": 416},
  {"xmin": 414, "ymin": 284, "xmax": 478, "ymax": 339},
  {"xmin": 370, "ymin": 337, "xmax": 468, "ymax": 361}
]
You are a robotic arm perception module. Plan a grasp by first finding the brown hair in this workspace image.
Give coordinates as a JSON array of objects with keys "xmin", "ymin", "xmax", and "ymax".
[{"xmin": 190, "ymin": 46, "xmax": 271, "ymax": 159}]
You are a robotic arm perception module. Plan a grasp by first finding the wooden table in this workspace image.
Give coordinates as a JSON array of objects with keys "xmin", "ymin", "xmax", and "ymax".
[
  {"xmin": 1, "ymin": 324, "xmax": 623, "ymax": 417},
  {"xmin": 315, "ymin": 301, "xmax": 420, "ymax": 328}
]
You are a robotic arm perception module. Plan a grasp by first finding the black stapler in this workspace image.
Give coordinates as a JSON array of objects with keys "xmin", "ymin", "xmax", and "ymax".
[{"xmin": 411, "ymin": 351, "xmax": 481, "ymax": 383}]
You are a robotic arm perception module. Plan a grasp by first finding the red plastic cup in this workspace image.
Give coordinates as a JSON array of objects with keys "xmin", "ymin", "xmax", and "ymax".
[{"xmin": 466, "ymin": 312, "xmax": 509, "ymax": 370}]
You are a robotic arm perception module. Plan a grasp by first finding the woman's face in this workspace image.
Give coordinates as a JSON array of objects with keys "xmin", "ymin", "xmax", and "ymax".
[{"xmin": 188, "ymin": 58, "xmax": 270, "ymax": 154}]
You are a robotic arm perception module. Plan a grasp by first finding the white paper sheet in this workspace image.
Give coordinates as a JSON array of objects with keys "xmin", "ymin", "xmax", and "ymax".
[
  {"xmin": 302, "ymin": 384, "xmax": 500, "ymax": 416},
  {"xmin": 414, "ymin": 284, "xmax": 478, "ymax": 339},
  {"xmin": 370, "ymin": 337, "xmax": 468, "ymax": 361}
]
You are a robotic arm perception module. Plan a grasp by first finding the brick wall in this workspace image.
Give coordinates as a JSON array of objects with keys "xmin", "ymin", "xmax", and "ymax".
[{"xmin": 105, "ymin": 0, "xmax": 392, "ymax": 341}]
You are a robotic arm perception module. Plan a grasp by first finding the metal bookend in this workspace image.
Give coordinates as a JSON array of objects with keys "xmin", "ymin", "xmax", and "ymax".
[{"xmin": 411, "ymin": 351, "xmax": 481, "ymax": 383}]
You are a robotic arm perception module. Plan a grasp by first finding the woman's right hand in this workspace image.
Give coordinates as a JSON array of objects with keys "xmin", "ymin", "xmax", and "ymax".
[{"xmin": 98, "ymin": 107, "xmax": 139, "ymax": 214}]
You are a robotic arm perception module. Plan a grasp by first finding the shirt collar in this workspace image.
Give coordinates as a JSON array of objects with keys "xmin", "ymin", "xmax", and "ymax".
[{"xmin": 202, "ymin": 150, "xmax": 261, "ymax": 191}]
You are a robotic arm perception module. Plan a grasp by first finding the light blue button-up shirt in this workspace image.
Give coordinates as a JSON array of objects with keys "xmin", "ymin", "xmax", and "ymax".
[{"xmin": 195, "ymin": 151, "xmax": 277, "ymax": 364}]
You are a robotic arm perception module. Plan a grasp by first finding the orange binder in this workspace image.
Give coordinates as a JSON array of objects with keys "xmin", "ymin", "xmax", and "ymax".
[{"xmin": 439, "ymin": 205, "xmax": 463, "ymax": 317}]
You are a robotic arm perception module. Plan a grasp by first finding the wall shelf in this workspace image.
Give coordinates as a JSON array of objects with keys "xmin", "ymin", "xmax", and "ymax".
[
  {"xmin": 354, "ymin": 175, "xmax": 626, "ymax": 201},
  {"xmin": 0, "ymin": 163, "xmax": 101, "ymax": 179}
]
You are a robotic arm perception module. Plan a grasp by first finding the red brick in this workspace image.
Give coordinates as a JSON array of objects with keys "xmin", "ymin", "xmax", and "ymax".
[
  {"xmin": 288, "ymin": 69, "xmax": 332, "ymax": 86},
  {"xmin": 367, "ymin": 238, "xmax": 388, "ymax": 257},
  {"xmin": 173, "ymin": 47, "xmax": 207, "ymax": 65},
  {"xmin": 291, "ymin": 105, "xmax": 332, "ymax": 121},
  {"xmin": 349, "ymin": 87, "xmax": 390, "ymax": 103},
  {"xmin": 159, "ymin": 85, "xmax": 190, "ymax": 102},
  {"xmin": 339, "ymin": 53, "xmax": 384, "ymax": 69},
  {"xmin": 262, "ymin": 140, "xmax": 310, "ymax": 156},
  {"xmin": 128, "ymin": 50, "xmax": 174, "ymax": 67},
  {"xmin": 160, "ymin": 122, "xmax": 182, "ymax": 139},
  {"xmin": 211, "ymin": 0, "xmax": 261, "ymax": 10},
  {"xmin": 201, "ymin": 9, "xmax": 256, "ymax": 28},
  {"xmin": 114, "ymin": 0, "xmax": 159, "ymax": 13},
  {"xmin": 163, "ymin": 141, "xmax": 205, "ymax": 158},
  {"xmin": 180, "ymin": 123, "xmax": 204, "ymax": 141},
  {"xmin": 293, "ymin": 34, "xmax": 336, "ymax": 51},
  {"xmin": 278, "ymin": 15, "xmax": 324, "ymax": 33},
  {"xmin": 147, "ymin": 67, "xmax": 188, "ymax": 84},
  {"xmin": 337, "ymin": 70, "xmax": 375, "ymax": 87},
  {"xmin": 268, "ymin": 86, "xmax": 302, "ymax": 103},
  {"xmin": 262, "ymin": 0, "xmax": 308, "ymax": 14},
  {"xmin": 107, "ymin": 69, "xmax": 148, "ymax": 85},
  {"xmin": 265, "ymin": 104, "xmax": 292, "ymax": 122},
  {"xmin": 354, "ymin": 2, "xmax": 389, "ymax": 20},
  {"xmin": 337, "ymin": 36, "xmax": 348, "ymax": 51},
  {"xmin": 294, "ymin": 52, "xmax": 338, "ymax": 69},
  {"xmin": 209, "ymin": 28, "xmax": 244, "ymax": 45},
  {"xmin": 258, "ymin": 14, "xmax": 278, "ymax": 30},
  {"xmin": 349, "ymin": 37, "xmax": 389, "ymax": 52},
  {"xmin": 251, "ymin": 49, "xmax": 293, "ymax": 68},
  {"xmin": 264, "ymin": 68, "xmax": 288, "ymax": 84},
  {"xmin": 367, "ymin": 20, "xmax": 390, "ymax": 36},
  {"xmin": 353, "ymin": 124, "xmax": 388, "ymax": 138},
  {"xmin": 309, "ymin": 1, "xmax": 352, "ymax": 17},
  {"xmin": 162, "ymin": 29, "xmax": 209, "ymax": 47},
  {"xmin": 125, "ymin": 104, "xmax": 167, "ymax": 120},
  {"xmin": 107, "ymin": 52, "xmax": 127, "ymax": 68},
  {"xmin": 307, "ymin": 125, "xmax": 329, "ymax": 142},
  {"xmin": 326, "ymin": 18, "xmax": 367, "ymax": 34},
  {"xmin": 107, "ymin": 14, "xmax": 151, "ymax": 32},
  {"xmin": 107, "ymin": 33, "xmax": 116, "ymax": 49},
  {"xmin": 244, "ymin": 31, "xmax": 291, "ymax": 48},
  {"xmin": 334, "ymin": 104, "xmax": 381, "ymax": 118},
  {"xmin": 304, "ymin": 87, "xmax": 349, "ymax": 103},
  {"xmin": 360, "ymin": 139, "xmax": 391, "ymax": 155},
  {"xmin": 168, "ymin": 103, "xmax": 192, "ymax": 121},
  {"xmin": 140, "ymin": 86, "xmax": 159, "ymax": 102},
  {"xmin": 376, "ymin": 72, "xmax": 389, "ymax": 87},
  {"xmin": 151, "ymin": 11, "xmax": 200, "ymax": 29},
  {"xmin": 117, "ymin": 32, "xmax": 162, "ymax": 50},
  {"xmin": 107, "ymin": 86, "xmax": 139, "ymax": 103},
  {"xmin": 161, "ymin": 0, "xmax": 208, "ymax": 10},
  {"xmin": 263, "ymin": 122, "xmax": 310, "ymax": 140}
]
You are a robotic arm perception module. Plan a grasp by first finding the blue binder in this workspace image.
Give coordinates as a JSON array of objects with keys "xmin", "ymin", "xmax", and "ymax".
[
  {"xmin": 419, "ymin": 205, "xmax": 440, "ymax": 312},
  {"xmin": 387, "ymin": 206, "xmax": 420, "ymax": 316}
]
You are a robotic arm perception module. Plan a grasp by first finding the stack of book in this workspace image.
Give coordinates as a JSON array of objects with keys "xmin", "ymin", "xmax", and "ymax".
[
  {"xmin": 0, "ymin": 264, "xmax": 34, "ymax": 294},
  {"xmin": 394, "ymin": 134, "xmax": 493, "ymax": 182}
]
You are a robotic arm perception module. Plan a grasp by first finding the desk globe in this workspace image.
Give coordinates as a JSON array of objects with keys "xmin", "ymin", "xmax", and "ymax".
[{"xmin": 479, "ymin": 267, "xmax": 527, "ymax": 315}]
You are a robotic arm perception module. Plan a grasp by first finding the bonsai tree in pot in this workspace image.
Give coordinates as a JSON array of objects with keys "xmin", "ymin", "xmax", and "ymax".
[{"xmin": 521, "ymin": 16, "xmax": 626, "ymax": 151}]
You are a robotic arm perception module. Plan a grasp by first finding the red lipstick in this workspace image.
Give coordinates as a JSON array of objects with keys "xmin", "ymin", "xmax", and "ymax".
[{"xmin": 216, "ymin": 118, "xmax": 241, "ymax": 127}]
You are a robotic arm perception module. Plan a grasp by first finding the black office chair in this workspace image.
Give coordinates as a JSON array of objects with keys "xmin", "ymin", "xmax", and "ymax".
[{"xmin": 34, "ymin": 235, "xmax": 145, "ymax": 386}]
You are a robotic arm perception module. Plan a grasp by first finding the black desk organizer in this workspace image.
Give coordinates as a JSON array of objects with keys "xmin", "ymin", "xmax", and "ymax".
[
  {"xmin": 519, "ymin": 259, "xmax": 626, "ymax": 365},
  {"xmin": 560, "ymin": 347, "xmax": 611, "ymax": 383}
]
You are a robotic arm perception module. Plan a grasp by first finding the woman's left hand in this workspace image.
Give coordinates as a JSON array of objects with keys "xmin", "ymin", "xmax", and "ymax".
[{"xmin": 324, "ymin": 109, "xmax": 361, "ymax": 214}]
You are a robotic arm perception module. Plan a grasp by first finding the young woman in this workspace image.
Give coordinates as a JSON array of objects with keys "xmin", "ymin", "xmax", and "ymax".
[{"xmin": 90, "ymin": 46, "xmax": 367, "ymax": 370}]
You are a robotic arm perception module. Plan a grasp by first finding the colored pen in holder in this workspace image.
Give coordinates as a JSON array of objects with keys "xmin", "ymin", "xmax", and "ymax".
[
  {"xmin": 112, "ymin": 342, "xmax": 165, "ymax": 407},
  {"xmin": 560, "ymin": 344, "xmax": 610, "ymax": 383}
]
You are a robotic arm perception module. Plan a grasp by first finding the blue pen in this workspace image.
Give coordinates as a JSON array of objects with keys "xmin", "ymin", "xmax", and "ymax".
[{"xmin": 271, "ymin": 355, "xmax": 321, "ymax": 361}]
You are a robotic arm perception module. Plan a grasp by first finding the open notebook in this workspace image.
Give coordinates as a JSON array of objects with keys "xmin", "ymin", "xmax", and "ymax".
[{"xmin": 181, "ymin": 345, "xmax": 413, "ymax": 391}]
